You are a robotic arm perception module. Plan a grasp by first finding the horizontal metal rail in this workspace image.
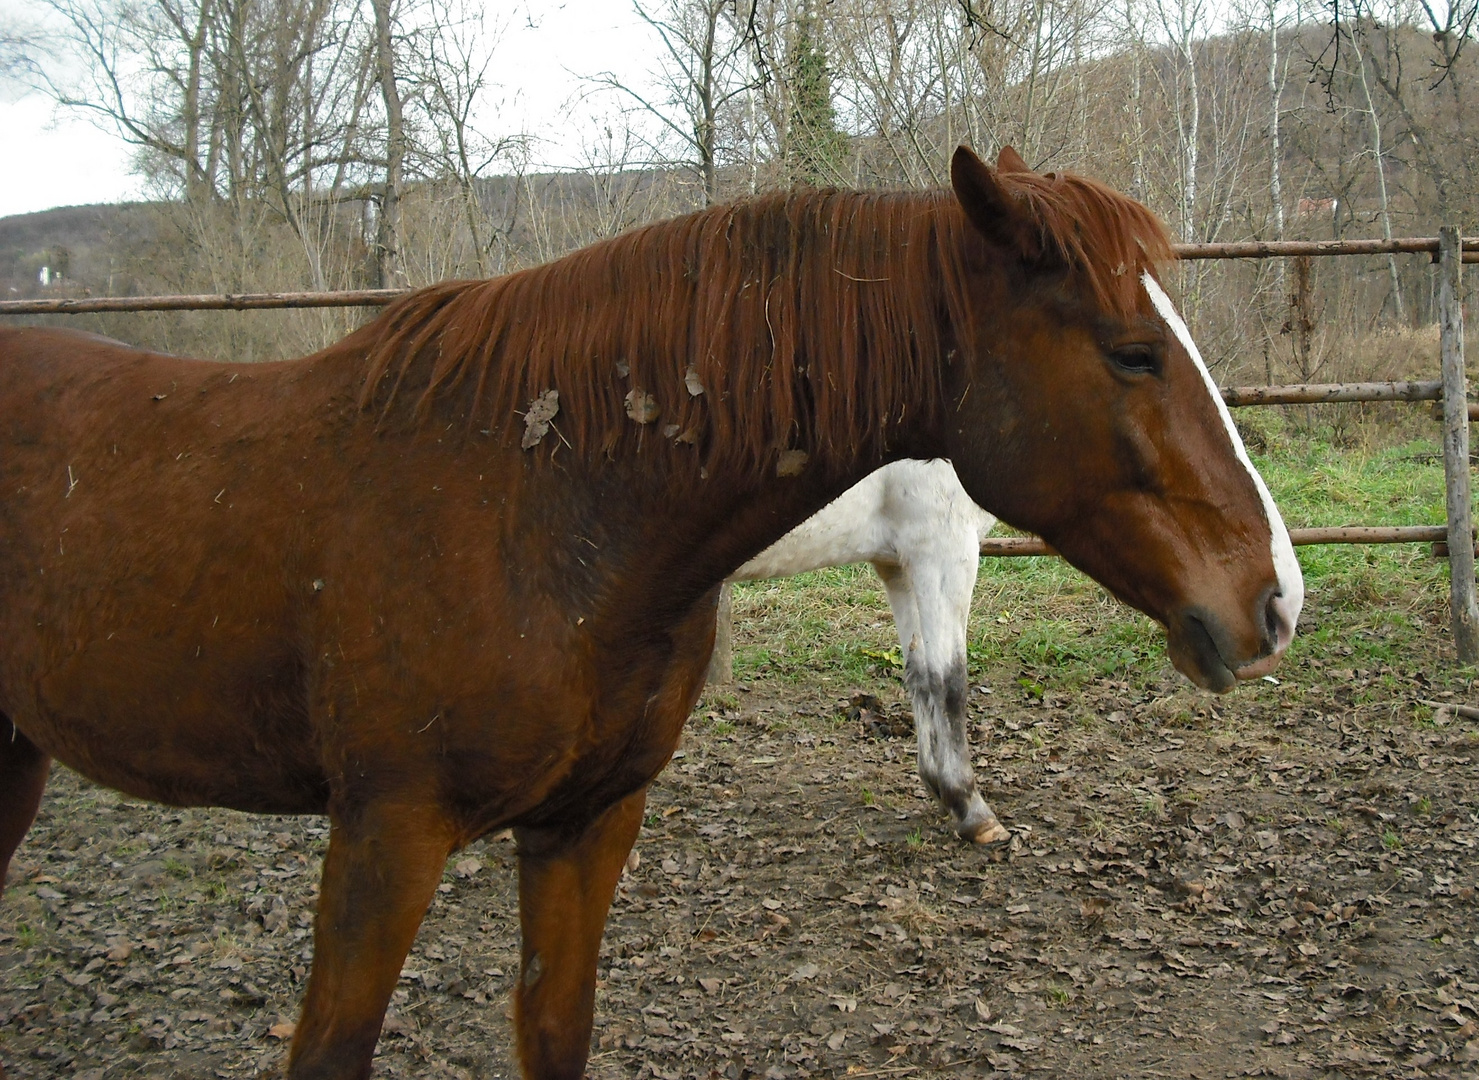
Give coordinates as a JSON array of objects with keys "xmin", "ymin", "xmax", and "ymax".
[
  {"xmin": 1173, "ymin": 236, "xmax": 1479, "ymax": 259},
  {"xmin": 3, "ymin": 235, "xmax": 1479, "ymax": 316},
  {"xmin": 0, "ymin": 288, "xmax": 407, "ymax": 315},
  {"xmin": 980, "ymin": 525, "xmax": 1452, "ymax": 558},
  {"xmin": 1220, "ymin": 380, "xmax": 1441, "ymax": 406}
]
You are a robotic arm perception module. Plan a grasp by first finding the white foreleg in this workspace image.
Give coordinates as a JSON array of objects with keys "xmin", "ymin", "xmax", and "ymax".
[
  {"xmin": 872, "ymin": 526, "xmax": 1006, "ymax": 846},
  {"xmin": 735, "ymin": 459, "xmax": 1008, "ymax": 844}
]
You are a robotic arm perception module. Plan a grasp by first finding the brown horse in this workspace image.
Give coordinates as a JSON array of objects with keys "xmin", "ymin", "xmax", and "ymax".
[{"xmin": 0, "ymin": 146, "xmax": 1300, "ymax": 1079}]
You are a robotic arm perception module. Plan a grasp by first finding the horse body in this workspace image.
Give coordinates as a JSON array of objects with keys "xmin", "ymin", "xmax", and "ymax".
[
  {"xmin": 734, "ymin": 459, "xmax": 1004, "ymax": 843},
  {"xmin": 0, "ymin": 325, "xmax": 881, "ymax": 1077},
  {"xmin": 0, "ymin": 147, "xmax": 1301, "ymax": 1080}
]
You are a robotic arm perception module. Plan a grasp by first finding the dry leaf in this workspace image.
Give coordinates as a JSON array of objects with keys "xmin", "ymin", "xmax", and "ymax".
[
  {"xmin": 267, "ymin": 1021, "xmax": 296, "ymax": 1040},
  {"xmin": 521, "ymin": 389, "xmax": 560, "ymax": 449},
  {"xmin": 776, "ymin": 449, "xmax": 808, "ymax": 476},
  {"xmin": 624, "ymin": 389, "xmax": 660, "ymax": 424},
  {"xmin": 684, "ymin": 367, "xmax": 705, "ymax": 396}
]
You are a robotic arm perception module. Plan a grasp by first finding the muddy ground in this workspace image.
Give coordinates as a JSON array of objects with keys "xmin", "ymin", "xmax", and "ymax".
[{"xmin": 3, "ymin": 635, "xmax": 1479, "ymax": 1079}]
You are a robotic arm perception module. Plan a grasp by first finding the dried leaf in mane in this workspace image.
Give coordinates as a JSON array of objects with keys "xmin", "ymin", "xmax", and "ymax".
[{"xmin": 357, "ymin": 172, "xmax": 1171, "ymax": 474}]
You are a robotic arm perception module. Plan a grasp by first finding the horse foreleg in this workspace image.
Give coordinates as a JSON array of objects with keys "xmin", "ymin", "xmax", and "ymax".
[
  {"xmin": 0, "ymin": 718, "xmax": 50, "ymax": 892},
  {"xmin": 873, "ymin": 558, "xmax": 1008, "ymax": 846},
  {"xmin": 287, "ymin": 801, "xmax": 456, "ymax": 1080},
  {"xmin": 514, "ymin": 785, "xmax": 647, "ymax": 1079}
]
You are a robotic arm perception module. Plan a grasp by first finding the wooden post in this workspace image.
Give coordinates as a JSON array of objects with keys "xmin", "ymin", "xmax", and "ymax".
[
  {"xmin": 1288, "ymin": 254, "xmax": 1314, "ymax": 380},
  {"xmin": 706, "ymin": 583, "xmax": 734, "ymax": 684},
  {"xmin": 1440, "ymin": 226, "xmax": 1479, "ymax": 663}
]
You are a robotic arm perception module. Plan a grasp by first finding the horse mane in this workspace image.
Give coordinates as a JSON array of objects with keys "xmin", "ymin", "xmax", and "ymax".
[
  {"xmin": 357, "ymin": 169, "xmax": 1172, "ymax": 474},
  {"xmin": 1003, "ymin": 169, "xmax": 1175, "ymax": 316}
]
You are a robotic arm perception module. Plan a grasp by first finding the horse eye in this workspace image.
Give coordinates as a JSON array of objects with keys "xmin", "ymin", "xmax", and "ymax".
[{"xmin": 1108, "ymin": 344, "xmax": 1158, "ymax": 376}]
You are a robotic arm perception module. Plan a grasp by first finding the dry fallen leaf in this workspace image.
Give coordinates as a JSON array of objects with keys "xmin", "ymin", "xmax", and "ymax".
[
  {"xmin": 684, "ymin": 366, "xmax": 705, "ymax": 396},
  {"xmin": 776, "ymin": 449, "xmax": 808, "ymax": 476},
  {"xmin": 521, "ymin": 389, "xmax": 560, "ymax": 449},
  {"xmin": 624, "ymin": 388, "xmax": 660, "ymax": 424},
  {"xmin": 267, "ymin": 1021, "xmax": 296, "ymax": 1040}
]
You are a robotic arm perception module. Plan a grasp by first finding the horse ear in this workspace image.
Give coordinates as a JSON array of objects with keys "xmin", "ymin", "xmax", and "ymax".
[
  {"xmin": 949, "ymin": 145, "xmax": 1040, "ymax": 259},
  {"xmin": 996, "ymin": 145, "xmax": 1031, "ymax": 174}
]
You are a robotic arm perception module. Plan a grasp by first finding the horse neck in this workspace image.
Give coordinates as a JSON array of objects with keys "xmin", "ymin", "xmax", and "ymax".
[{"xmin": 552, "ymin": 451, "xmax": 912, "ymax": 644}]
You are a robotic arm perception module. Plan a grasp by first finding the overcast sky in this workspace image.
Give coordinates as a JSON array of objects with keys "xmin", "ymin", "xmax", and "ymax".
[{"xmin": 0, "ymin": 0, "xmax": 658, "ymax": 219}]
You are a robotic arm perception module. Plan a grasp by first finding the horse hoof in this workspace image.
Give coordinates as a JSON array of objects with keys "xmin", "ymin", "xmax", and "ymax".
[{"xmin": 964, "ymin": 819, "xmax": 1011, "ymax": 847}]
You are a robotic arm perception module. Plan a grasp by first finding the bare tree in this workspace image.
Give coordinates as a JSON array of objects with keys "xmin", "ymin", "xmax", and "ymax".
[
  {"xmin": 1148, "ymin": 0, "xmax": 1205, "ymax": 243},
  {"xmin": 590, "ymin": 0, "xmax": 763, "ymax": 204},
  {"xmin": 369, "ymin": 0, "xmax": 406, "ymax": 287},
  {"xmin": 1347, "ymin": 26, "xmax": 1405, "ymax": 320},
  {"xmin": 1, "ymin": 13, "xmax": 49, "ymax": 86},
  {"xmin": 402, "ymin": 2, "xmax": 526, "ymax": 276},
  {"xmin": 39, "ymin": 0, "xmax": 380, "ymax": 295}
]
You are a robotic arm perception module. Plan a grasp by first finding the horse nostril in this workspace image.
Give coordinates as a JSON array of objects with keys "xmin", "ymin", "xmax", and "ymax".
[{"xmin": 1262, "ymin": 587, "xmax": 1294, "ymax": 655}]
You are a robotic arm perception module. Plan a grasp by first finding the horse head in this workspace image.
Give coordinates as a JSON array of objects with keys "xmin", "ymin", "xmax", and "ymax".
[{"xmin": 942, "ymin": 146, "xmax": 1302, "ymax": 692}]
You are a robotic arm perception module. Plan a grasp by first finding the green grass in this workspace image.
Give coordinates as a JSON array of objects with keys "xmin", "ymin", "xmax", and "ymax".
[
  {"xmin": 730, "ymin": 433, "xmax": 1470, "ymax": 696},
  {"xmin": 164, "ymin": 857, "xmax": 192, "ymax": 880}
]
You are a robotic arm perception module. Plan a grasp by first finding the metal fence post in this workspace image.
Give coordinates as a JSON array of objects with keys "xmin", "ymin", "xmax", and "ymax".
[{"xmin": 1440, "ymin": 226, "xmax": 1479, "ymax": 663}]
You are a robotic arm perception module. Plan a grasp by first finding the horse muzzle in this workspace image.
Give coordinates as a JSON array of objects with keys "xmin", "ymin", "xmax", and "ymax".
[{"xmin": 1167, "ymin": 585, "xmax": 1297, "ymax": 693}]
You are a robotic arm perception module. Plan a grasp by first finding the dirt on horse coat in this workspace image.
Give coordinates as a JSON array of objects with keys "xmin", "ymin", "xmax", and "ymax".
[{"xmin": 0, "ymin": 146, "xmax": 1300, "ymax": 1079}]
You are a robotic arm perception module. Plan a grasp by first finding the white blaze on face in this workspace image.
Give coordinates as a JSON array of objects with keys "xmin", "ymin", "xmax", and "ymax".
[{"xmin": 1142, "ymin": 272, "xmax": 1305, "ymax": 633}]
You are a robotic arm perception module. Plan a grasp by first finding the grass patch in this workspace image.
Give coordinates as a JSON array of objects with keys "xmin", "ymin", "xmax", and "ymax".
[{"xmin": 729, "ymin": 435, "xmax": 1470, "ymax": 698}]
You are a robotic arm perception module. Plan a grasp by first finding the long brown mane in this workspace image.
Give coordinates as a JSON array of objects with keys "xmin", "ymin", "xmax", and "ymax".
[{"xmin": 358, "ymin": 170, "xmax": 1172, "ymax": 474}]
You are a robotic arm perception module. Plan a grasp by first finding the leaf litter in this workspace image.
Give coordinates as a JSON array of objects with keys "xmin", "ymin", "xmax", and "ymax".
[{"xmin": 2, "ymin": 650, "xmax": 1478, "ymax": 1078}]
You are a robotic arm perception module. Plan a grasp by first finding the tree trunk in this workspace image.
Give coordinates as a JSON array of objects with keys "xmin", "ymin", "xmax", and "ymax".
[
  {"xmin": 1266, "ymin": 0, "xmax": 1284, "ymax": 293},
  {"xmin": 371, "ymin": 0, "xmax": 407, "ymax": 288},
  {"xmin": 1351, "ymin": 31, "xmax": 1405, "ymax": 323}
]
